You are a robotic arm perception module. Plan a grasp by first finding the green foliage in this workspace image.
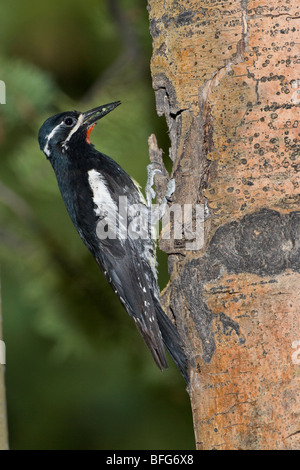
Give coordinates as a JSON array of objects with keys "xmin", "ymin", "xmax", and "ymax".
[
  {"xmin": 0, "ymin": 0, "xmax": 194, "ymax": 450},
  {"xmin": 0, "ymin": 55, "xmax": 56, "ymax": 126}
]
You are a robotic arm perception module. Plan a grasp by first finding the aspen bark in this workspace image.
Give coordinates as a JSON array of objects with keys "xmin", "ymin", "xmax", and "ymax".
[
  {"xmin": 0, "ymin": 286, "xmax": 8, "ymax": 450},
  {"xmin": 147, "ymin": 0, "xmax": 300, "ymax": 450}
]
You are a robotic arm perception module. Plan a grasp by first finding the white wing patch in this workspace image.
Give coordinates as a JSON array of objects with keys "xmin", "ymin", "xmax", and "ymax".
[
  {"xmin": 88, "ymin": 169, "xmax": 119, "ymax": 241},
  {"xmin": 43, "ymin": 121, "xmax": 64, "ymax": 157},
  {"xmin": 88, "ymin": 169, "xmax": 117, "ymax": 216}
]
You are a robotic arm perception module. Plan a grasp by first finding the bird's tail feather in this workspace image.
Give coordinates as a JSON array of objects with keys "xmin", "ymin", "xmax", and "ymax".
[
  {"xmin": 135, "ymin": 320, "xmax": 169, "ymax": 371},
  {"xmin": 155, "ymin": 304, "xmax": 189, "ymax": 384}
]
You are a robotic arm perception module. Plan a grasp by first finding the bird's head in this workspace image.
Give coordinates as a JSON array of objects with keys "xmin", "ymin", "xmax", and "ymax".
[{"xmin": 38, "ymin": 101, "xmax": 121, "ymax": 159}]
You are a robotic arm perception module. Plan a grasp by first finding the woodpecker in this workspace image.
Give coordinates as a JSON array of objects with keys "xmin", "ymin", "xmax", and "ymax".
[{"xmin": 38, "ymin": 101, "xmax": 188, "ymax": 382}]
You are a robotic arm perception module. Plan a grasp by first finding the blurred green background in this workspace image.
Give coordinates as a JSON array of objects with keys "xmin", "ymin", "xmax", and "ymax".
[{"xmin": 0, "ymin": 0, "xmax": 194, "ymax": 450}]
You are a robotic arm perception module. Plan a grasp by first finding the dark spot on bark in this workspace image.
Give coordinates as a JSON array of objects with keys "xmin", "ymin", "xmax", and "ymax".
[
  {"xmin": 218, "ymin": 313, "xmax": 246, "ymax": 344},
  {"xmin": 209, "ymin": 209, "xmax": 300, "ymax": 276},
  {"xmin": 161, "ymin": 13, "xmax": 172, "ymax": 29},
  {"xmin": 242, "ymin": 179, "xmax": 254, "ymax": 186},
  {"xmin": 178, "ymin": 259, "xmax": 216, "ymax": 363},
  {"xmin": 150, "ymin": 19, "xmax": 161, "ymax": 38},
  {"xmin": 173, "ymin": 209, "xmax": 300, "ymax": 364},
  {"xmin": 176, "ymin": 10, "xmax": 195, "ymax": 26}
]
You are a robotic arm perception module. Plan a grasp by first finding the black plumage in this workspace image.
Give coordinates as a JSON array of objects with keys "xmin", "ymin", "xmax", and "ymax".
[{"xmin": 38, "ymin": 102, "xmax": 188, "ymax": 382}]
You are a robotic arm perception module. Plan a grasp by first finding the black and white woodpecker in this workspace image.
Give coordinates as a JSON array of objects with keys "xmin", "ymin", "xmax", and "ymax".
[{"xmin": 38, "ymin": 101, "xmax": 188, "ymax": 382}]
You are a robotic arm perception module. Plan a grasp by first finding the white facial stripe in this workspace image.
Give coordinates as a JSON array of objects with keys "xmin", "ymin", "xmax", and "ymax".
[
  {"xmin": 62, "ymin": 113, "xmax": 84, "ymax": 150},
  {"xmin": 44, "ymin": 114, "xmax": 85, "ymax": 156},
  {"xmin": 43, "ymin": 121, "xmax": 64, "ymax": 157}
]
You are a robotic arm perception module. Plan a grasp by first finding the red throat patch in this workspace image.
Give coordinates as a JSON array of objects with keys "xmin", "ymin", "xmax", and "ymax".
[{"xmin": 86, "ymin": 124, "xmax": 96, "ymax": 144}]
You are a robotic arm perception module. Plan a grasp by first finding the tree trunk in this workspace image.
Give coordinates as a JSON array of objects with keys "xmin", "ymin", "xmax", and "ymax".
[
  {"xmin": 0, "ymin": 286, "xmax": 8, "ymax": 450},
  {"xmin": 147, "ymin": 0, "xmax": 300, "ymax": 450}
]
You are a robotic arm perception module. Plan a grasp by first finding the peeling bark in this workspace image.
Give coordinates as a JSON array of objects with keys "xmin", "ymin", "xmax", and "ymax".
[{"xmin": 147, "ymin": 0, "xmax": 300, "ymax": 450}]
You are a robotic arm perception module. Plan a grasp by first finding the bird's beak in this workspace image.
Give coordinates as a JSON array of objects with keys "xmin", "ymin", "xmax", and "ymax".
[{"xmin": 83, "ymin": 101, "xmax": 121, "ymax": 126}]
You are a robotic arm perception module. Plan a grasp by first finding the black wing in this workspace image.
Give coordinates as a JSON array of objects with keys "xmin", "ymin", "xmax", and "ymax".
[
  {"xmin": 96, "ymin": 235, "xmax": 169, "ymax": 370},
  {"xmin": 92, "ymin": 210, "xmax": 188, "ymax": 380},
  {"xmin": 62, "ymin": 155, "xmax": 188, "ymax": 379}
]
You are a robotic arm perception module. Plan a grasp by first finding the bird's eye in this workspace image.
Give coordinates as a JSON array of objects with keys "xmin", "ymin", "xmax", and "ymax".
[{"xmin": 64, "ymin": 116, "xmax": 76, "ymax": 126}]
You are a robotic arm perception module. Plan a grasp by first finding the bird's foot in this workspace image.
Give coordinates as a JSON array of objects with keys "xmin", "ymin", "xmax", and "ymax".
[{"xmin": 145, "ymin": 163, "xmax": 161, "ymax": 207}]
